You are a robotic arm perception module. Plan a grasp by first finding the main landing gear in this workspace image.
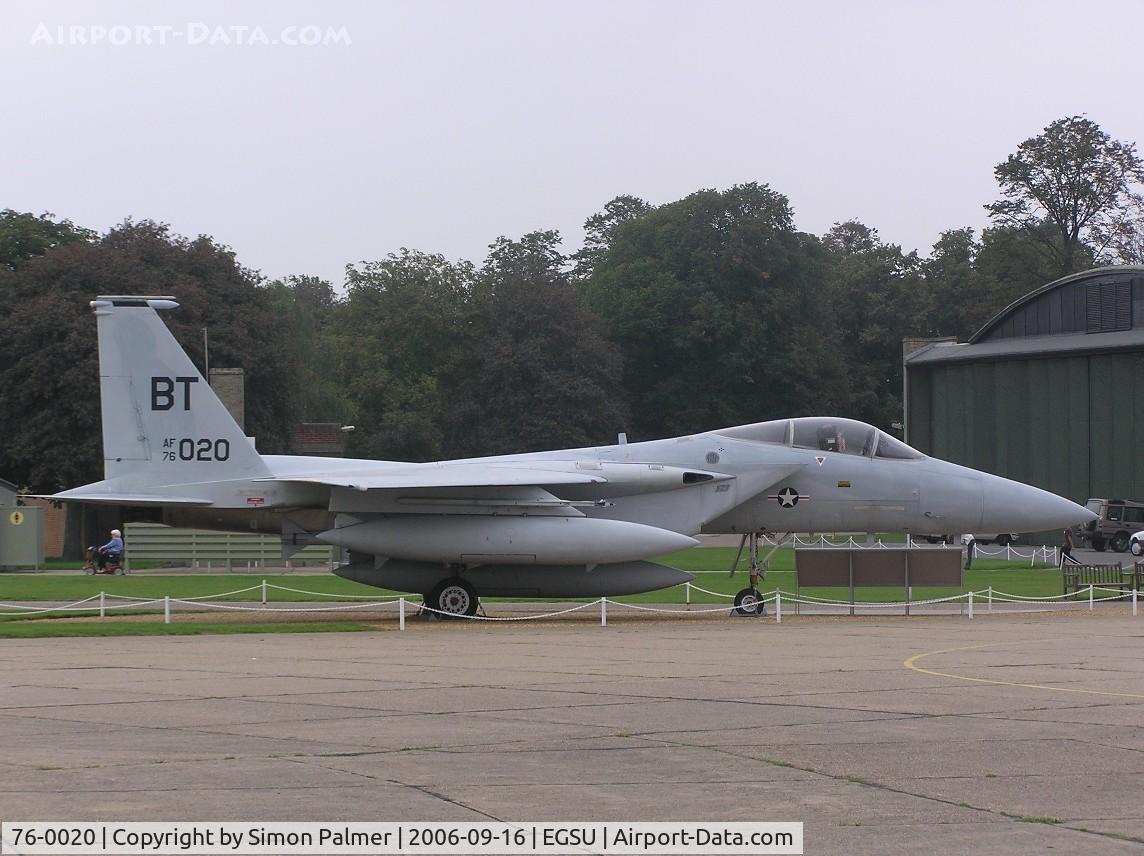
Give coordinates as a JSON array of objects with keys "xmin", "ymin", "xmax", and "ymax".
[
  {"xmin": 730, "ymin": 532, "xmax": 787, "ymax": 617},
  {"xmin": 423, "ymin": 576, "xmax": 480, "ymax": 618}
]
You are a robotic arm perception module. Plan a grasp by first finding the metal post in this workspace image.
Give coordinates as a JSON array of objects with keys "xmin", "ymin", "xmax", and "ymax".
[
  {"xmin": 849, "ymin": 551, "xmax": 855, "ymax": 616},
  {"xmin": 601, "ymin": 597, "xmax": 607, "ymax": 627},
  {"xmin": 775, "ymin": 591, "xmax": 781, "ymax": 624},
  {"xmin": 988, "ymin": 586, "xmax": 993, "ymax": 613},
  {"xmin": 967, "ymin": 589, "xmax": 973, "ymax": 620},
  {"xmin": 1132, "ymin": 589, "xmax": 1138, "ymax": 618},
  {"xmin": 164, "ymin": 595, "xmax": 171, "ymax": 625},
  {"xmin": 1089, "ymin": 584, "xmax": 1094, "ymax": 612},
  {"xmin": 399, "ymin": 597, "xmax": 405, "ymax": 631},
  {"xmin": 905, "ymin": 551, "xmax": 910, "ymax": 618},
  {"xmin": 685, "ymin": 582, "xmax": 691, "ymax": 610},
  {"xmin": 100, "ymin": 591, "xmax": 105, "ymax": 619},
  {"xmin": 262, "ymin": 579, "xmax": 267, "ymax": 605}
]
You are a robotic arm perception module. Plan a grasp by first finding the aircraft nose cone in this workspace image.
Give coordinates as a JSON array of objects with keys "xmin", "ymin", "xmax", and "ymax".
[{"xmin": 982, "ymin": 475, "xmax": 1095, "ymax": 532}]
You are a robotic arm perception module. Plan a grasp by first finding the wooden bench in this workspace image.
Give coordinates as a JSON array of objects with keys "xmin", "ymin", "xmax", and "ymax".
[{"xmin": 1063, "ymin": 564, "xmax": 1144, "ymax": 597}]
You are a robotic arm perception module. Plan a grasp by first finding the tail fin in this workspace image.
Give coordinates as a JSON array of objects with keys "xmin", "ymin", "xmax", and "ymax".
[{"xmin": 92, "ymin": 296, "xmax": 272, "ymax": 484}]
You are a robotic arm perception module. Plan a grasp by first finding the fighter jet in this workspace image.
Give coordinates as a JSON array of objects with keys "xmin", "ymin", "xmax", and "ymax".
[{"xmin": 50, "ymin": 296, "xmax": 1095, "ymax": 615}]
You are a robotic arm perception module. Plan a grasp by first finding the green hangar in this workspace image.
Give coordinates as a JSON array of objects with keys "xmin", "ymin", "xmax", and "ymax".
[{"xmin": 904, "ymin": 265, "xmax": 1144, "ymax": 537}]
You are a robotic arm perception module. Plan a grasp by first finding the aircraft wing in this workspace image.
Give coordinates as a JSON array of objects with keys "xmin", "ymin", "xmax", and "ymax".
[
  {"xmin": 36, "ymin": 490, "xmax": 213, "ymax": 506},
  {"xmin": 260, "ymin": 464, "xmax": 607, "ymax": 491}
]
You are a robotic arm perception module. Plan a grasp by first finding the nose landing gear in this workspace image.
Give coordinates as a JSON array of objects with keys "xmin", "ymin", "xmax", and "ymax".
[{"xmin": 730, "ymin": 532, "xmax": 787, "ymax": 617}]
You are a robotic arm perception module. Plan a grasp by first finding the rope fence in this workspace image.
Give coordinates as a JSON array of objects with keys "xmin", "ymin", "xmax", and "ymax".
[{"xmin": 2, "ymin": 580, "xmax": 1138, "ymax": 624}]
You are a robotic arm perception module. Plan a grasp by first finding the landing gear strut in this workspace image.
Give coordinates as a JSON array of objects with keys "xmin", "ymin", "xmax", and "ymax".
[
  {"xmin": 727, "ymin": 528, "xmax": 782, "ymax": 613},
  {"xmin": 730, "ymin": 532, "xmax": 786, "ymax": 617}
]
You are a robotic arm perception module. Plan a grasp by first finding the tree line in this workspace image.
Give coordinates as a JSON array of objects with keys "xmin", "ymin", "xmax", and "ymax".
[{"xmin": 2, "ymin": 116, "xmax": 1142, "ymax": 492}]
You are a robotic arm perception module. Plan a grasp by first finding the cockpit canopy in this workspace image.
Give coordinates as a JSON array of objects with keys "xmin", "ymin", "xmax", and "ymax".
[{"xmin": 716, "ymin": 417, "xmax": 924, "ymax": 460}]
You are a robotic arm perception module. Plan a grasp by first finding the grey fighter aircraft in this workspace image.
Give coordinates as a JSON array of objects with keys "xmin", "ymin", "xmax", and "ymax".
[{"xmin": 50, "ymin": 296, "xmax": 1095, "ymax": 615}]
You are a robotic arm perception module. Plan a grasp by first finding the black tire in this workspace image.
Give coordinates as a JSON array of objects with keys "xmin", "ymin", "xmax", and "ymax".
[
  {"xmin": 1110, "ymin": 531, "xmax": 1130, "ymax": 553},
  {"xmin": 427, "ymin": 578, "xmax": 479, "ymax": 618},
  {"xmin": 996, "ymin": 535, "xmax": 1013, "ymax": 547},
  {"xmin": 733, "ymin": 587, "xmax": 765, "ymax": 617},
  {"xmin": 1093, "ymin": 537, "xmax": 1106, "ymax": 552},
  {"xmin": 924, "ymin": 536, "xmax": 942, "ymax": 544}
]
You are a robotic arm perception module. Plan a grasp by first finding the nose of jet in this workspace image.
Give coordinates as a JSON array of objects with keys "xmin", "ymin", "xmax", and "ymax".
[{"xmin": 981, "ymin": 474, "xmax": 1096, "ymax": 532}]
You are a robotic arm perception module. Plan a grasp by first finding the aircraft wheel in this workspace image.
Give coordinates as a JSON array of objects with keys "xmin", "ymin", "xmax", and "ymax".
[
  {"xmin": 1092, "ymin": 537, "xmax": 1106, "ymax": 552},
  {"xmin": 1131, "ymin": 540, "xmax": 1143, "ymax": 557},
  {"xmin": 83, "ymin": 565, "xmax": 94, "ymax": 576},
  {"xmin": 733, "ymin": 587, "xmax": 765, "ymax": 617},
  {"xmin": 997, "ymin": 535, "xmax": 1013, "ymax": 547},
  {"xmin": 1110, "ymin": 531, "xmax": 1130, "ymax": 553},
  {"xmin": 428, "ymin": 578, "xmax": 479, "ymax": 618}
]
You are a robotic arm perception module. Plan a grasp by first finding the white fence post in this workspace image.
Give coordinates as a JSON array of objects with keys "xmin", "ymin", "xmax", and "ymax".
[
  {"xmin": 261, "ymin": 579, "xmax": 268, "ymax": 605},
  {"xmin": 399, "ymin": 597, "xmax": 405, "ymax": 631},
  {"xmin": 601, "ymin": 597, "xmax": 607, "ymax": 626},
  {"xmin": 968, "ymin": 589, "xmax": 974, "ymax": 620},
  {"xmin": 775, "ymin": 591, "xmax": 781, "ymax": 624},
  {"xmin": 685, "ymin": 581, "xmax": 691, "ymax": 610},
  {"xmin": 99, "ymin": 591, "xmax": 105, "ymax": 619},
  {"xmin": 164, "ymin": 595, "xmax": 171, "ymax": 625},
  {"xmin": 987, "ymin": 586, "xmax": 992, "ymax": 613},
  {"xmin": 1089, "ymin": 584, "xmax": 1094, "ymax": 612},
  {"xmin": 1132, "ymin": 589, "xmax": 1138, "ymax": 618}
]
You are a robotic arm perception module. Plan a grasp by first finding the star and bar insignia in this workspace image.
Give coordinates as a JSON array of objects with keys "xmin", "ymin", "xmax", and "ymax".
[{"xmin": 768, "ymin": 486, "xmax": 811, "ymax": 508}]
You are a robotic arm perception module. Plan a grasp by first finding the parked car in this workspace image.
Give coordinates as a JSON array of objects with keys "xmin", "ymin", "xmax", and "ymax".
[
  {"xmin": 1131, "ymin": 531, "xmax": 1144, "ymax": 557},
  {"xmin": 923, "ymin": 533, "xmax": 1019, "ymax": 546},
  {"xmin": 1077, "ymin": 498, "xmax": 1144, "ymax": 553}
]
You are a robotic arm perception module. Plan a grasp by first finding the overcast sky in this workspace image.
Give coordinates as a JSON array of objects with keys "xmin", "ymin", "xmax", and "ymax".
[{"xmin": 4, "ymin": 0, "xmax": 1143, "ymax": 288}]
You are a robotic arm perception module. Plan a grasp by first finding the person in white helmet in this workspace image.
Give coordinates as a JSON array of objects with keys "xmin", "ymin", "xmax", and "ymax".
[{"xmin": 93, "ymin": 528, "xmax": 124, "ymax": 571}]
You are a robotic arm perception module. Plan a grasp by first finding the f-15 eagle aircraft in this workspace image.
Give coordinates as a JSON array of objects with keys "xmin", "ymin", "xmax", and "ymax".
[{"xmin": 50, "ymin": 296, "xmax": 1094, "ymax": 615}]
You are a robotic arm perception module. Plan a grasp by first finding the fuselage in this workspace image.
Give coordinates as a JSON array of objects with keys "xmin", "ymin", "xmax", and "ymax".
[{"xmin": 159, "ymin": 416, "xmax": 1088, "ymax": 540}]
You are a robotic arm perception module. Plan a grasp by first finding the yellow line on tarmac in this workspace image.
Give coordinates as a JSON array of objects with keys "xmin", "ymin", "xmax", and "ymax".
[{"xmin": 904, "ymin": 641, "xmax": 1144, "ymax": 700}]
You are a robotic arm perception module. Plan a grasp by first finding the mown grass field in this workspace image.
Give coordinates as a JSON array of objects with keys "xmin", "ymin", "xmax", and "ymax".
[{"xmin": 0, "ymin": 546, "xmax": 1061, "ymax": 609}]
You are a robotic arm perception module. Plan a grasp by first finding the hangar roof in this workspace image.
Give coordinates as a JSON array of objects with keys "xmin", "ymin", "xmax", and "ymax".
[
  {"xmin": 906, "ymin": 327, "xmax": 1144, "ymax": 365},
  {"xmin": 908, "ymin": 265, "xmax": 1144, "ymax": 366}
]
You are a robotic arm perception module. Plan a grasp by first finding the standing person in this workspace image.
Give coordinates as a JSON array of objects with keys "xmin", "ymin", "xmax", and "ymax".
[
  {"xmin": 961, "ymin": 533, "xmax": 976, "ymax": 570},
  {"xmin": 1061, "ymin": 527, "xmax": 1075, "ymax": 565}
]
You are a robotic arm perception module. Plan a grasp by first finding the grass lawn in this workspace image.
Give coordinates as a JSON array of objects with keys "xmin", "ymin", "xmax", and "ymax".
[
  {"xmin": 0, "ymin": 546, "xmax": 1062, "ymax": 606},
  {"xmin": 0, "ymin": 545, "xmax": 1074, "ymax": 637},
  {"xmin": 0, "ymin": 621, "xmax": 372, "ymax": 638}
]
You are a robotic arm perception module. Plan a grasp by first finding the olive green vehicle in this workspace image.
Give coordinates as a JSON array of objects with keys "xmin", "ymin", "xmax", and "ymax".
[{"xmin": 1078, "ymin": 498, "xmax": 1144, "ymax": 552}]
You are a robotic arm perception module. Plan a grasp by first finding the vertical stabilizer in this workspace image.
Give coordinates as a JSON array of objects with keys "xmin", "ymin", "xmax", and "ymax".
[{"xmin": 92, "ymin": 296, "xmax": 272, "ymax": 484}]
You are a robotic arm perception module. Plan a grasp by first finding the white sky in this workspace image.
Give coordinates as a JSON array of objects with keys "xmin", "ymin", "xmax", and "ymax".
[{"xmin": 4, "ymin": 0, "xmax": 1143, "ymax": 287}]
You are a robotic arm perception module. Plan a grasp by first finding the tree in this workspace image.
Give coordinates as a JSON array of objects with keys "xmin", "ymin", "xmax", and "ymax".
[
  {"xmin": 334, "ymin": 250, "xmax": 473, "ymax": 461},
  {"xmin": 0, "ymin": 221, "xmax": 300, "ymax": 491},
  {"xmin": 451, "ymin": 231, "xmax": 628, "ymax": 456},
  {"xmin": 266, "ymin": 275, "xmax": 349, "ymax": 424},
  {"xmin": 584, "ymin": 183, "xmax": 849, "ymax": 438},
  {"xmin": 572, "ymin": 194, "xmax": 653, "ymax": 282},
  {"xmin": 986, "ymin": 116, "xmax": 1144, "ymax": 274},
  {"xmin": 922, "ymin": 228, "xmax": 982, "ymax": 340},
  {"xmin": 0, "ymin": 210, "xmax": 95, "ymax": 270},
  {"xmin": 823, "ymin": 221, "xmax": 925, "ymax": 427}
]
